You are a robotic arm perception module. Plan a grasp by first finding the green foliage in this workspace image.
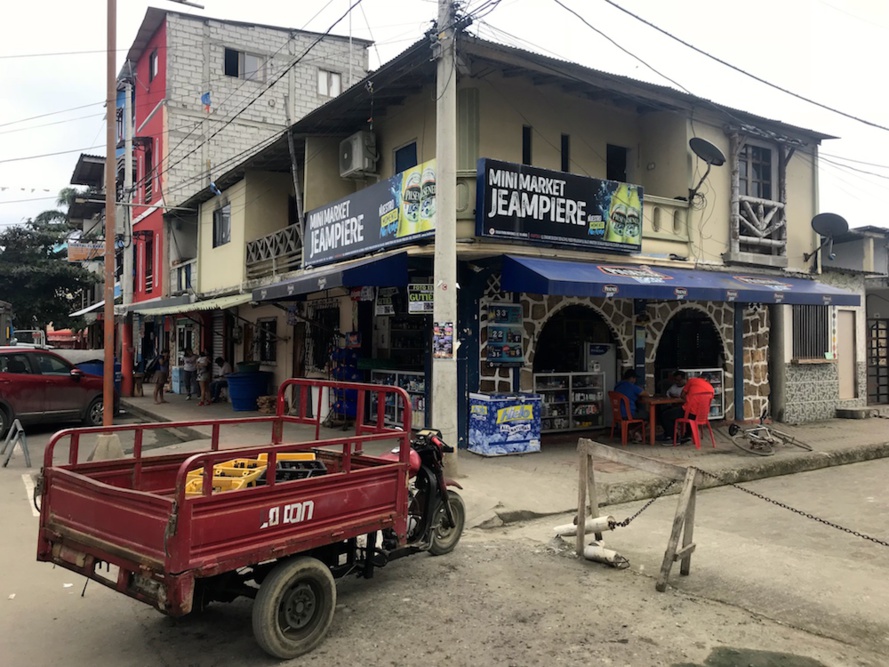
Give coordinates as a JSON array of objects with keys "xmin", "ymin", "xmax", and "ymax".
[{"xmin": 0, "ymin": 216, "xmax": 99, "ymax": 331}]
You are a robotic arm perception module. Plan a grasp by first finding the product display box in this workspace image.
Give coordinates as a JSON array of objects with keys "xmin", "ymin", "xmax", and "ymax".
[{"xmin": 468, "ymin": 392, "xmax": 542, "ymax": 457}]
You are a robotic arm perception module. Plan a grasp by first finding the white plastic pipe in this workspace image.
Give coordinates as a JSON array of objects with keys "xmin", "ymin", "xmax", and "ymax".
[
  {"xmin": 553, "ymin": 515, "xmax": 614, "ymax": 537},
  {"xmin": 583, "ymin": 543, "xmax": 623, "ymax": 565}
]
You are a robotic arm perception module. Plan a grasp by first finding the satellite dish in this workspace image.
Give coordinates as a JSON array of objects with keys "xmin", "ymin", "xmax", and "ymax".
[
  {"xmin": 689, "ymin": 137, "xmax": 726, "ymax": 167},
  {"xmin": 805, "ymin": 213, "xmax": 849, "ymax": 262},
  {"xmin": 811, "ymin": 213, "xmax": 848, "ymax": 238},
  {"xmin": 688, "ymin": 138, "xmax": 727, "ymax": 201}
]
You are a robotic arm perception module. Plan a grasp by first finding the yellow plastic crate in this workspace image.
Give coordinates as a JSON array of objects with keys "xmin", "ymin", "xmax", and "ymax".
[
  {"xmin": 185, "ymin": 458, "xmax": 268, "ymax": 496},
  {"xmin": 257, "ymin": 452, "xmax": 316, "ymax": 462}
]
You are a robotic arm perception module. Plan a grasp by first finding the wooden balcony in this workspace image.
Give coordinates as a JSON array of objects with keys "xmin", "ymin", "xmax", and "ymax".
[{"xmin": 246, "ymin": 225, "xmax": 303, "ymax": 281}]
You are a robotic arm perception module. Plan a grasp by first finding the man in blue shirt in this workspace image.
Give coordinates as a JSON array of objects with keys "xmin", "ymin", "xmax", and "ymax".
[{"xmin": 614, "ymin": 368, "xmax": 649, "ymax": 419}]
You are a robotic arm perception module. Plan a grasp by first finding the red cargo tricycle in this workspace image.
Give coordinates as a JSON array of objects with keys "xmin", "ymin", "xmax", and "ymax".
[{"xmin": 36, "ymin": 379, "xmax": 465, "ymax": 659}]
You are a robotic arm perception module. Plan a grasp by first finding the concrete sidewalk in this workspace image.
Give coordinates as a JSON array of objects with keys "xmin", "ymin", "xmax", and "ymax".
[{"xmin": 121, "ymin": 394, "xmax": 889, "ymax": 529}]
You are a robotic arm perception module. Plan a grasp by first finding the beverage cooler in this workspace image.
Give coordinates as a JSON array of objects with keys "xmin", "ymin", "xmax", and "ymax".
[
  {"xmin": 679, "ymin": 367, "xmax": 725, "ymax": 419},
  {"xmin": 584, "ymin": 343, "xmax": 617, "ymax": 426},
  {"xmin": 468, "ymin": 393, "xmax": 542, "ymax": 456}
]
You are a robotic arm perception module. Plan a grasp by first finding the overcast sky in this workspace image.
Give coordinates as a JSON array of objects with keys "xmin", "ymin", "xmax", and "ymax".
[{"xmin": 2, "ymin": 0, "xmax": 887, "ymax": 237}]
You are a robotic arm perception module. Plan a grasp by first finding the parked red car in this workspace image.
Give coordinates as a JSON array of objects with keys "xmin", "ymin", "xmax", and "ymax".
[{"xmin": 0, "ymin": 346, "xmax": 116, "ymax": 435}]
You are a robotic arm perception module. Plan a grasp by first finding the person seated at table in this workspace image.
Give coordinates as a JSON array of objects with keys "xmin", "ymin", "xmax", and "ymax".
[
  {"xmin": 614, "ymin": 368, "xmax": 649, "ymax": 420},
  {"xmin": 659, "ymin": 374, "xmax": 715, "ymax": 445},
  {"xmin": 665, "ymin": 370, "xmax": 687, "ymax": 398}
]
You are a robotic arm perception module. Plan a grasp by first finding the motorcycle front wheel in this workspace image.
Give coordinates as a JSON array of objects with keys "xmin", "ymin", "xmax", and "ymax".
[{"xmin": 429, "ymin": 490, "xmax": 466, "ymax": 556}]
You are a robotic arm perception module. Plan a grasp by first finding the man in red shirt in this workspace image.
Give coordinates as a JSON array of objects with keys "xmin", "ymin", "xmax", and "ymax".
[{"xmin": 659, "ymin": 374, "xmax": 715, "ymax": 445}]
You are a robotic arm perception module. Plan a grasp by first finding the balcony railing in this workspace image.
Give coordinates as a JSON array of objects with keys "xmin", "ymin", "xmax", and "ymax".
[
  {"xmin": 246, "ymin": 225, "xmax": 303, "ymax": 281},
  {"xmin": 642, "ymin": 194, "xmax": 689, "ymax": 242},
  {"xmin": 737, "ymin": 194, "xmax": 786, "ymax": 255},
  {"xmin": 173, "ymin": 258, "xmax": 197, "ymax": 293}
]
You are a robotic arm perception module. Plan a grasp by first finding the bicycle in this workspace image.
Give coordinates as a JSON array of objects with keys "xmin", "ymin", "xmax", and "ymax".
[{"xmin": 727, "ymin": 403, "xmax": 813, "ymax": 456}]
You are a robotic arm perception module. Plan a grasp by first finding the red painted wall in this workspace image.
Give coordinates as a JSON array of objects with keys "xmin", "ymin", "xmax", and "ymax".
[{"xmin": 131, "ymin": 18, "xmax": 167, "ymax": 302}]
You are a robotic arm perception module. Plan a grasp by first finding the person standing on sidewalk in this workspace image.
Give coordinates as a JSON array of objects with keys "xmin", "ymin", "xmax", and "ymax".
[
  {"xmin": 182, "ymin": 348, "xmax": 197, "ymax": 400},
  {"xmin": 196, "ymin": 350, "xmax": 212, "ymax": 405},
  {"xmin": 210, "ymin": 357, "xmax": 233, "ymax": 403},
  {"xmin": 153, "ymin": 350, "xmax": 170, "ymax": 404}
]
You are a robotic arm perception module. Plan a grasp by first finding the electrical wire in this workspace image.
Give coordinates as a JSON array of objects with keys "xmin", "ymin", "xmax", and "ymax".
[
  {"xmin": 0, "ymin": 102, "xmax": 104, "ymax": 129},
  {"xmin": 601, "ymin": 0, "xmax": 889, "ymax": 133},
  {"xmin": 0, "ymin": 145, "xmax": 105, "ymax": 164}
]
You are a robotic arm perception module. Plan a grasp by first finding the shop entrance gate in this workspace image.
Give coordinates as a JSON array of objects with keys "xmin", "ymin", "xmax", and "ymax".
[{"xmin": 867, "ymin": 318, "xmax": 889, "ymax": 405}]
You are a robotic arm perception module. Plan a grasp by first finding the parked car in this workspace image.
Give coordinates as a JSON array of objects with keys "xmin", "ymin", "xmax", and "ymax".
[{"xmin": 0, "ymin": 346, "xmax": 118, "ymax": 436}]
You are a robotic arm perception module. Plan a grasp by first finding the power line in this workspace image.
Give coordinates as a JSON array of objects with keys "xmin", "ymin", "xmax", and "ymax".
[
  {"xmin": 0, "ymin": 196, "xmax": 58, "ymax": 205},
  {"xmin": 0, "ymin": 146, "xmax": 104, "ymax": 164},
  {"xmin": 601, "ymin": 0, "xmax": 889, "ymax": 133},
  {"xmin": 0, "ymin": 112, "xmax": 105, "ymax": 136},
  {"xmin": 0, "ymin": 47, "xmax": 132, "ymax": 59},
  {"xmin": 0, "ymin": 102, "xmax": 104, "ymax": 129}
]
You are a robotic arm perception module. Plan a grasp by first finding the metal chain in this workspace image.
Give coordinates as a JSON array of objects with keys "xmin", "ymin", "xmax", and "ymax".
[
  {"xmin": 608, "ymin": 478, "xmax": 677, "ymax": 529},
  {"xmin": 694, "ymin": 467, "xmax": 889, "ymax": 548}
]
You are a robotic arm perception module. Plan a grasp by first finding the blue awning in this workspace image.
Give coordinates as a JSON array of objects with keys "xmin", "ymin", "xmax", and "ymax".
[
  {"xmin": 501, "ymin": 255, "xmax": 860, "ymax": 306},
  {"xmin": 253, "ymin": 252, "xmax": 409, "ymax": 302}
]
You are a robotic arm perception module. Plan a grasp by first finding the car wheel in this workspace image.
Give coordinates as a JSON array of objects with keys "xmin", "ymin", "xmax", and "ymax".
[
  {"xmin": 0, "ymin": 406, "xmax": 9, "ymax": 438},
  {"xmin": 84, "ymin": 397, "xmax": 104, "ymax": 427}
]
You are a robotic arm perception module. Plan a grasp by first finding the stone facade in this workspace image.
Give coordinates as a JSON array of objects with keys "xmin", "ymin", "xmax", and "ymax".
[
  {"xmin": 477, "ymin": 275, "xmax": 774, "ymax": 421},
  {"xmin": 782, "ymin": 270, "xmax": 867, "ymax": 423},
  {"xmin": 163, "ymin": 13, "xmax": 369, "ymax": 205}
]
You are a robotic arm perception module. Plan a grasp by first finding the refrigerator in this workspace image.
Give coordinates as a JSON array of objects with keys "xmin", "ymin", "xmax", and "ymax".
[{"xmin": 585, "ymin": 343, "xmax": 617, "ymax": 426}]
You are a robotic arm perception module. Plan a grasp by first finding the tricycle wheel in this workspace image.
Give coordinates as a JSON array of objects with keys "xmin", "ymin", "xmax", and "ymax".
[
  {"xmin": 429, "ymin": 490, "xmax": 465, "ymax": 556},
  {"xmin": 251, "ymin": 556, "xmax": 336, "ymax": 659}
]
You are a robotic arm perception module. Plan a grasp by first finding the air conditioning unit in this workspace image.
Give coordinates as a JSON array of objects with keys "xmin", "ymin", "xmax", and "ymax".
[{"xmin": 339, "ymin": 131, "xmax": 378, "ymax": 178}]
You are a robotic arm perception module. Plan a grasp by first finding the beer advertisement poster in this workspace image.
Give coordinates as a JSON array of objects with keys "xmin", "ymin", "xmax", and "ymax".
[
  {"xmin": 475, "ymin": 158, "xmax": 643, "ymax": 254},
  {"xmin": 485, "ymin": 303, "xmax": 525, "ymax": 367},
  {"xmin": 305, "ymin": 159, "xmax": 437, "ymax": 266}
]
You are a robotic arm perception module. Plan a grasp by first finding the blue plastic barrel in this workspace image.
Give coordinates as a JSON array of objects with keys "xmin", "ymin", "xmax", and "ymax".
[
  {"xmin": 227, "ymin": 371, "xmax": 272, "ymax": 412},
  {"xmin": 76, "ymin": 360, "xmax": 122, "ymax": 395}
]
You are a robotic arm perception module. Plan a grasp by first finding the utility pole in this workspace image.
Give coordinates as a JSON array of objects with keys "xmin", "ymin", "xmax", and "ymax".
[
  {"xmin": 433, "ymin": 0, "xmax": 458, "ymax": 470},
  {"xmin": 120, "ymin": 79, "xmax": 135, "ymax": 397},
  {"xmin": 102, "ymin": 0, "xmax": 117, "ymax": 426}
]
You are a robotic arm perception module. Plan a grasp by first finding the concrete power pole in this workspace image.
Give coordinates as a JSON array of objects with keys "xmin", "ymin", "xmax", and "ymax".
[
  {"xmin": 120, "ymin": 79, "xmax": 135, "ymax": 397},
  {"xmin": 433, "ymin": 0, "xmax": 459, "ymax": 470}
]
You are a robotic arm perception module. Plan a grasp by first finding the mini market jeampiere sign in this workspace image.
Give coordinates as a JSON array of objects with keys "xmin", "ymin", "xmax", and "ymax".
[
  {"xmin": 305, "ymin": 159, "xmax": 437, "ymax": 266},
  {"xmin": 476, "ymin": 158, "xmax": 643, "ymax": 254}
]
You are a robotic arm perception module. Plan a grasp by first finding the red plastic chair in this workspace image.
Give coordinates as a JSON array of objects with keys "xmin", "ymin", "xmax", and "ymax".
[
  {"xmin": 673, "ymin": 392, "xmax": 716, "ymax": 449},
  {"xmin": 608, "ymin": 391, "xmax": 646, "ymax": 446}
]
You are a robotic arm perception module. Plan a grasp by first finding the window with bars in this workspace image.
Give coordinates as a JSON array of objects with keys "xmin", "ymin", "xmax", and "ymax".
[
  {"xmin": 144, "ymin": 236, "xmax": 154, "ymax": 293},
  {"xmin": 143, "ymin": 143, "xmax": 154, "ymax": 203},
  {"xmin": 792, "ymin": 305, "xmax": 830, "ymax": 360}
]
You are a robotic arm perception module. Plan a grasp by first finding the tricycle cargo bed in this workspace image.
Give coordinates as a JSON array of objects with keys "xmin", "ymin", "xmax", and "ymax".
[{"xmin": 37, "ymin": 380, "xmax": 413, "ymax": 616}]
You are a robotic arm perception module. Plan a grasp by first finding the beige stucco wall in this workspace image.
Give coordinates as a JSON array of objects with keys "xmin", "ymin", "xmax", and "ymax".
[
  {"xmin": 244, "ymin": 171, "xmax": 292, "ymax": 242},
  {"xmin": 785, "ymin": 145, "xmax": 819, "ymax": 272},
  {"xmin": 304, "ymin": 136, "xmax": 356, "ymax": 211},
  {"xmin": 198, "ymin": 179, "xmax": 247, "ymax": 292}
]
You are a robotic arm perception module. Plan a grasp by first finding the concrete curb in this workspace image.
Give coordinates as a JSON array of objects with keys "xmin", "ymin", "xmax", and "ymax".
[
  {"xmin": 485, "ymin": 441, "xmax": 889, "ymax": 527},
  {"xmin": 120, "ymin": 400, "xmax": 207, "ymax": 444}
]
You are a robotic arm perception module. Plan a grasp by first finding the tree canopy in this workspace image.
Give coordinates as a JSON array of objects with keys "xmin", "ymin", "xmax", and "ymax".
[{"xmin": 0, "ymin": 206, "xmax": 100, "ymax": 331}]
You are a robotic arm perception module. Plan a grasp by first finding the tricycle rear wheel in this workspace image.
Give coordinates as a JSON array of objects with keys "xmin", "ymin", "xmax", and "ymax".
[
  {"xmin": 251, "ymin": 556, "xmax": 336, "ymax": 659},
  {"xmin": 429, "ymin": 490, "xmax": 466, "ymax": 556}
]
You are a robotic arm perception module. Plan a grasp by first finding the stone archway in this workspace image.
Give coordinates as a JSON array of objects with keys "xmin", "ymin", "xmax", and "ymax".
[{"xmin": 646, "ymin": 302, "xmax": 734, "ymax": 418}]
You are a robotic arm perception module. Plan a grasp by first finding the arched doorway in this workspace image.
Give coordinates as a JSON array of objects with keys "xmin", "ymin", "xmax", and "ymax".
[
  {"xmin": 654, "ymin": 307, "xmax": 725, "ymax": 393},
  {"xmin": 533, "ymin": 304, "xmax": 617, "ymax": 373}
]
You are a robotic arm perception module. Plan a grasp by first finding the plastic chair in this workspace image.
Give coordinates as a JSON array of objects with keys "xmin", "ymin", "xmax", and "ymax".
[
  {"xmin": 608, "ymin": 391, "xmax": 646, "ymax": 446},
  {"xmin": 673, "ymin": 392, "xmax": 716, "ymax": 449}
]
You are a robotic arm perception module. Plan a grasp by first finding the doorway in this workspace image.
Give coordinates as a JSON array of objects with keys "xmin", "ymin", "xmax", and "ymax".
[
  {"xmin": 533, "ymin": 305, "xmax": 615, "ymax": 373},
  {"xmin": 655, "ymin": 308, "xmax": 723, "ymax": 392}
]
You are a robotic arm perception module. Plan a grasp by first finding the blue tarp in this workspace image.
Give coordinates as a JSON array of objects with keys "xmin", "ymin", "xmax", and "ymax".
[{"xmin": 501, "ymin": 255, "xmax": 860, "ymax": 306}]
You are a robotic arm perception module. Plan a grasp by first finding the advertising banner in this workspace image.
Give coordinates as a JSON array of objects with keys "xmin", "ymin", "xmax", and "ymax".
[
  {"xmin": 67, "ymin": 241, "xmax": 105, "ymax": 262},
  {"xmin": 305, "ymin": 158, "xmax": 436, "ymax": 266},
  {"xmin": 485, "ymin": 303, "xmax": 524, "ymax": 367},
  {"xmin": 475, "ymin": 158, "xmax": 643, "ymax": 254}
]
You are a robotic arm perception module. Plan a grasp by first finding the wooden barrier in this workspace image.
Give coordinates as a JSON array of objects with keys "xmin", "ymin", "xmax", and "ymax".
[{"xmin": 576, "ymin": 438, "xmax": 701, "ymax": 591}]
